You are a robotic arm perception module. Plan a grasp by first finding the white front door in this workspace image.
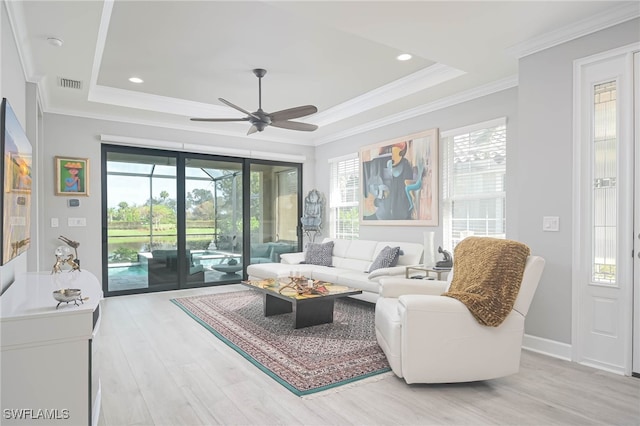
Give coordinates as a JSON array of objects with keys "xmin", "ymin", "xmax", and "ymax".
[{"xmin": 573, "ymin": 45, "xmax": 637, "ymax": 375}]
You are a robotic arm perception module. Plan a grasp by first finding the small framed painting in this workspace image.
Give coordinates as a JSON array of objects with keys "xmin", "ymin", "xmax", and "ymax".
[{"xmin": 55, "ymin": 156, "xmax": 89, "ymax": 196}]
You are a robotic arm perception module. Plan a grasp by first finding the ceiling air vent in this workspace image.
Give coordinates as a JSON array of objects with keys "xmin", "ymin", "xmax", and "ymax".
[{"xmin": 57, "ymin": 77, "xmax": 82, "ymax": 90}]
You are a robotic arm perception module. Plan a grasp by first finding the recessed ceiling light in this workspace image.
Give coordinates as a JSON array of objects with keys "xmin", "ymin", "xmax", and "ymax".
[
  {"xmin": 128, "ymin": 77, "xmax": 144, "ymax": 84},
  {"xmin": 396, "ymin": 53, "xmax": 412, "ymax": 61},
  {"xmin": 47, "ymin": 37, "xmax": 64, "ymax": 47}
]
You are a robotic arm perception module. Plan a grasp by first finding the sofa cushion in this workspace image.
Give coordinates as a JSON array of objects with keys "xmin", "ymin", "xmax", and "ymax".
[
  {"xmin": 304, "ymin": 241, "xmax": 334, "ymax": 266},
  {"xmin": 338, "ymin": 271, "xmax": 379, "ymax": 293},
  {"xmin": 311, "ymin": 266, "xmax": 343, "ymax": 283},
  {"xmin": 251, "ymin": 243, "xmax": 271, "ymax": 258},
  {"xmin": 329, "ymin": 238, "xmax": 352, "ymax": 258},
  {"xmin": 344, "ymin": 239, "xmax": 378, "ymax": 262},
  {"xmin": 368, "ymin": 246, "xmax": 401, "ymax": 272},
  {"xmin": 332, "ymin": 256, "xmax": 371, "ymax": 273},
  {"xmin": 367, "ymin": 266, "xmax": 406, "ymax": 280},
  {"xmin": 280, "ymin": 252, "xmax": 305, "ymax": 264},
  {"xmin": 247, "ymin": 263, "xmax": 313, "ymax": 280}
]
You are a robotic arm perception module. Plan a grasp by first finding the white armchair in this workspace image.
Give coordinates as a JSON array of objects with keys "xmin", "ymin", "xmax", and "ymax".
[{"xmin": 375, "ymin": 255, "xmax": 545, "ymax": 384}]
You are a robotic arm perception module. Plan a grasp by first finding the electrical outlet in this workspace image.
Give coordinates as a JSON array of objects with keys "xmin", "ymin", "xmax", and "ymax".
[
  {"xmin": 68, "ymin": 217, "xmax": 86, "ymax": 227},
  {"xmin": 51, "ymin": 218, "xmax": 59, "ymax": 228}
]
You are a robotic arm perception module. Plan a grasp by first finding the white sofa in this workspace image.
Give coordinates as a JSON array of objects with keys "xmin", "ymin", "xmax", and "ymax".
[{"xmin": 246, "ymin": 237, "xmax": 423, "ymax": 303}]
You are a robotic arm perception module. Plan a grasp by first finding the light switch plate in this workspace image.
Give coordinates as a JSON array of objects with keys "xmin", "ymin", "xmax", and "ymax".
[
  {"xmin": 51, "ymin": 218, "xmax": 59, "ymax": 228},
  {"xmin": 543, "ymin": 216, "xmax": 559, "ymax": 232}
]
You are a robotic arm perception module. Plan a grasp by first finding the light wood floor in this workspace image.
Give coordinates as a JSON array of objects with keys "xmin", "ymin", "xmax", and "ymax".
[{"xmin": 96, "ymin": 285, "xmax": 640, "ymax": 426}]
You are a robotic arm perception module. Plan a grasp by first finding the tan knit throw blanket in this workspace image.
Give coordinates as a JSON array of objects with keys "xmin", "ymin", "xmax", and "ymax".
[{"xmin": 443, "ymin": 237, "xmax": 530, "ymax": 327}]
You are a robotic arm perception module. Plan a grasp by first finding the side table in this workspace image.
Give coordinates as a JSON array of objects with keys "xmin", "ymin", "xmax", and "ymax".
[{"xmin": 405, "ymin": 265, "xmax": 451, "ymax": 280}]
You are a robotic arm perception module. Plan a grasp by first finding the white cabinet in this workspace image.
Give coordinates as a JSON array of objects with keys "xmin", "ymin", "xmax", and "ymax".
[{"xmin": 1, "ymin": 271, "xmax": 103, "ymax": 425}]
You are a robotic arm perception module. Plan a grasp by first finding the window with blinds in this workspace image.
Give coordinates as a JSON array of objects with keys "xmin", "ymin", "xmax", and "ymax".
[
  {"xmin": 329, "ymin": 154, "xmax": 360, "ymax": 239},
  {"xmin": 442, "ymin": 118, "xmax": 507, "ymax": 249}
]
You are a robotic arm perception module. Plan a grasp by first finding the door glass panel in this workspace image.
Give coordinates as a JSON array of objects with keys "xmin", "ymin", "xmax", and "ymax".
[
  {"xmin": 106, "ymin": 152, "xmax": 178, "ymax": 293},
  {"xmin": 185, "ymin": 158, "xmax": 243, "ymax": 285},
  {"xmin": 592, "ymin": 81, "xmax": 617, "ymax": 285},
  {"xmin": 249, "ymin": 164, "xmax": 299, "ymax": 266}
]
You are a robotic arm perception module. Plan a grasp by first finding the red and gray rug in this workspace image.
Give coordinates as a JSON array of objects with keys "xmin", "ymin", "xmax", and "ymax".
[{"xmin": 171, "ymin": 290, "xmax": 390, "ymax": 396}]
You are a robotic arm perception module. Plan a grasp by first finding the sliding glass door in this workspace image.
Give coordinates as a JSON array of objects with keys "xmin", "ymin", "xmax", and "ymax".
[
  {"xmin": 103, "ymin": 150, "xmax": 179, "ymax": 293},
  {"xmin": 248, "ymin": 162, "xmax": 301, "ymax": 266},
  {"xmin": 102, "ymin": 146, "xmax": 301, "ymax": 296},
  {"xmin": 184, "ymin": 156, "xmax": 244, "ymax": 287}
]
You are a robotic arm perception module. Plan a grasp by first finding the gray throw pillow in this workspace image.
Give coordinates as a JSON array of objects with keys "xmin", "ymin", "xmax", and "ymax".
[
  {"xmin": 389, "ymin": 249, "xmax": 403, "ymax": 267},
  {"xmin": 369, "ymin": 246, "xmax": 401, "ymax": 272},
  {"xmin": 304, "ymin": 241, "xmax": 334, "ymax": 267}
]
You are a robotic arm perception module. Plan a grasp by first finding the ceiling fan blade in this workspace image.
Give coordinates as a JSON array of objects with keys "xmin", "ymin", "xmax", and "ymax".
[
  {"xmin": 270, "ymin": 120, "xmax": 318, "ymax": 132},
  {"xmin": 219, "ymin": 98, "xmax": 258, "ymax": 119},
  {"xmin": 190, "ymin": 117, "xmax": 250, "ymax": 122},
  {"xmin": 247, "ymin": 125, "xmax": 259, "ymax": 135},
  {"xmin": 269, "ymin": 105, "xmax": 318, "ymax": 122}
]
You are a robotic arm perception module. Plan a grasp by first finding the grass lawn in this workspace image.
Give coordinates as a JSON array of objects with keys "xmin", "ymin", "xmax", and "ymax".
[{"xmin": 108, "ymin": 228, "xmax": 216, "ymax": 244}]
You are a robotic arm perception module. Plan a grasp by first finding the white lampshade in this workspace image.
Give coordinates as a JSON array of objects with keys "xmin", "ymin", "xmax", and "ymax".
[{"xmin": 423, "ymin": 231, "xmax": 435, "ymax": 267}]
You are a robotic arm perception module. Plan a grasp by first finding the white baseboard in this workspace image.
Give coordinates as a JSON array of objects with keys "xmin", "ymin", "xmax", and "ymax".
[{"xmin": 522, "ymin": 334, "xmax": 572, "ymax": 361}]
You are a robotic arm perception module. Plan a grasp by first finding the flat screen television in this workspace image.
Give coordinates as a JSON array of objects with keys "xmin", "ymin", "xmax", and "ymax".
[{"xmin": 0, "ymin": 98, "xmax": 32, "ymax": 264}]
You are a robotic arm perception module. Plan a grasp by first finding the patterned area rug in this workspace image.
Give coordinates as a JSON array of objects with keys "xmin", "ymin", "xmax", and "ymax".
[{"xmin": 171, "ymin": 290, "xmax": 390, "ymax": 396}]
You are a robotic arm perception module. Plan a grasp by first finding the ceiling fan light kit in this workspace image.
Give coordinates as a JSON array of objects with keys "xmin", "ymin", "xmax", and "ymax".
[{"xmin": 191, "ymin": 68, "xmax": 319, "ymax": 135}]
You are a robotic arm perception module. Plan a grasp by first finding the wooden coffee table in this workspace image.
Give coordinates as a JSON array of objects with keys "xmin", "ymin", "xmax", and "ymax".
[{"xmin": 241, "ymin": 279, "xmax": 362, "ymax": 328}]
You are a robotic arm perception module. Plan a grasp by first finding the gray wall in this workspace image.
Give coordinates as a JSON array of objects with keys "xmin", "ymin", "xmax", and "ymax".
[
  {"xmin": 314, "ymin": 87, "xmax": 519, "ymax": 254},
  {"xmin": 517, "ymin": 18, "xmax": 640, "ymax": 344},
  {"xmin": 40, "ymin": 114, "xmax": 317, "ymax": 277}
]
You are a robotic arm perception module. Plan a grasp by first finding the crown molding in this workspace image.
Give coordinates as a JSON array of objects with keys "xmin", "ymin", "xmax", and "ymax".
[
  {"xmin": 45, "ymin": 107, "xmax": 312, "ymax": 146},
  {"xmin": 88, "ymin": 84, "xmax": 242, "ymax": 118},
  {"xmin": 314, "ymin": 75, "xmax": 518, "ymax": 146},
  {"xmin": 100, "ymin": 134, "xmax": 307, "ymax": 162},
  {"xmin": 5, "ymin": 1, "xmax": 35, "ymax": 85},
  {"xmin": 310, "ymin": 63, "xmax": 465, "ymax": 127},
  {"xmin": 506, "ymin": 2, "xmax": 640, "ymax": 59},
  {"xmin": 89, "ymin": 0, "xmax": 113, "ymax": 91},
  {"xmin": 5, "ymin": 1, "xmax": 51, "ymax": 116}
]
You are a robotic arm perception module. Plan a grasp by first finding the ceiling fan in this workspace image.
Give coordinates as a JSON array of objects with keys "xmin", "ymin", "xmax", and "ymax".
[{"xmin": 191, "ymin": 68, "xmax": 319, "ymax": 135}]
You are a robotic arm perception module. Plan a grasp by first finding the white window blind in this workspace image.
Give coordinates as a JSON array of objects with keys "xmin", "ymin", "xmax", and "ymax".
[
  {"xmin": 329, "ymin": 154, "xmax": 359, "ymax": 239},
  {"xmin": 442, "ymin": 118, "xmax": 507, "ymax": 250}
]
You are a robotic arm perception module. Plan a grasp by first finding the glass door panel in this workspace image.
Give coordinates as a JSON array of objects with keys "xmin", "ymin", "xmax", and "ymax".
[
  {"xmin": 105, "ymin": 151, "xmax": 178, "ymax": 294},
  {"xmin": 185, "ymin": 157, "xmax": 243, "ymax": 286},
  {"xmin": 249, "ymin": 163, "xmax": 300, "ymax": 266}
]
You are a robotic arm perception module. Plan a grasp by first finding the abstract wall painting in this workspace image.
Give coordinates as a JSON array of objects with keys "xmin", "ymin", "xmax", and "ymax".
[{"xmin": 359, "ymin": 129, "xmax": 438, "ymax": 226}]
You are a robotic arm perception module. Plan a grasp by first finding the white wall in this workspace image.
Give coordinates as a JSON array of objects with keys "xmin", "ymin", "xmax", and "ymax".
[
  {"xmin": 40, "ymin": 113, "xmax": 316, "ymax": 279},
  {"xmin": 517, "ymin": 18, "xmax": 640, "ymax": 345},
  {"xmin": 314, "ymin": 87, "xmax": 519, "ymax": 252}
]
